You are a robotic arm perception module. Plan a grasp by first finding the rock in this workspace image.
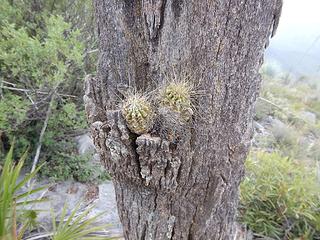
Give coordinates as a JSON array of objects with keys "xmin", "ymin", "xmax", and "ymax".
[
  {"xmin": 266, "ymin": 117, "xmax": 286, "ymax": 129},
  {"xmin": 299, "ymin": 133, "xmax": 317, "ymax": 150},
  {"xmin": 299, "ymin": 111, "xmax": 317, "ymax": 124},
  {"xmin": 19, "ymin": 180, "xmax": 91, "ymax": 228},
  {"xmin": 253, "ymin": 121, "xmax": 266, "ymax": 134},
  {"xmin": 75, "ymin": 133, "xmax": 96, "ymax": 155},
  {"xmin": 252, "ymin": 120, "xmax": 273, "ymax": 149},
  {"xmin": 93, "ymin": 153, "xmax": 100, "ymax": 163},
  {"xmin": 18, "ymin": 178, "xmax": 123, "ymax": 238},
  {"xmin": 89, "ymin": 182, "xmax": 122, "ymax": 236}
]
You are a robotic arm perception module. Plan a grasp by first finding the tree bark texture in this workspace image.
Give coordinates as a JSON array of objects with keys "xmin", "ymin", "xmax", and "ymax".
[{"xmin": 84, "ymin": 0, "xmax": 282, "ymax": 239}]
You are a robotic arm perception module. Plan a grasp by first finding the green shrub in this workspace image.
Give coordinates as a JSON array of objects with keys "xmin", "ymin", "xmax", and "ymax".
[
  {"xmin": 0, "ymin": 93, "xmax": 28, "ymax": 132},
  {"xmin": 0, "ymin": 144, "xmax": 46, "ymax": 240},
  {"xmin": 46, "ymin": 102, "xmax": 87, "ymax": 139},
  {"xmin": 254, "ymin": 99, "xmax": 274, "ymax": 121},
  {"xmin": 0, "ymin": 0, "xmax": 92, "ymax": 180},
  {"xmin": 257, "ymin": 77, "xmax": 320, "ymax": 124},
  {"xmin": 269, "ymin": 122, "xmax": 302, "ymax": 157},
  {"xmin": 38, "ymin": 102, "xmax": 106, "ymax": 182},
  {"xmin": 0, "ymin": 93, "xmax": 29, "ymax": 158},
  {"xmin": 240, "ymin": 151, "xmax": 320, "ymax": 239},
  {"xmin": 50, "ymin": 202, "xmax": 110, "ymax": 240},
  {"xmin": 40, "ymin": 151, "xmax": 109, "ymax": 183},
  {"xmin": 0, "ymin": 16, "xmax": 84, "ymax": 87}
]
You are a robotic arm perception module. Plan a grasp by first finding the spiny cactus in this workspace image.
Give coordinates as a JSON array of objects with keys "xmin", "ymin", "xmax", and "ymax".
[
  {"xmin": 160, "ymin": 81, "xmax": 193, "ymax": 121},
  {"xmin": 121, "ymin": 94, "xmax": 154, "ymax": 135}
]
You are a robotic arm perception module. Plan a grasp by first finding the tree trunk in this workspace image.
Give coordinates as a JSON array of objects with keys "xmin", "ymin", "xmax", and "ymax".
[{"xmin": 84, "ymin": 0, "xmax": 282, "ymax": 239}]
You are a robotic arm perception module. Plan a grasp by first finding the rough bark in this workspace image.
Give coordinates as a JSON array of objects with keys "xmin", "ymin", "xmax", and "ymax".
[{"xmin": 84, "ymin": 0, "xmax": 282, "ymax": 239}]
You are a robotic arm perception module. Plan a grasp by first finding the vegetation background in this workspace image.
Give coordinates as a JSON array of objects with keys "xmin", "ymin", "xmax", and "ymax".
[
  {"xmin": 0, "ymin": 0, "xmax": 320, "ymax": 239},
  {"xmin": 0, "ymin": 0, "xmax": 108, "ymax": 182}
]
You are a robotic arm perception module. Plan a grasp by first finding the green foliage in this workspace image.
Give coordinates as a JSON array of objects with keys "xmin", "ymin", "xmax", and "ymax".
[
  {"xmin": 254, "ymin": 74, "xmax": 320, "ymax": 160},
  {"xmin": 48, "ymin": 103, "xmax": 87, "ymax": 135},
  {"xmin": 240, "ymin": 151, "xmax": 320, "ymax": 239},
  {"xmin": 0, "ymin": 144, "xmax": 46, "ymax": 240},
  {"xmin": 256, "ymin": 76, "xmax": 320, "ymax": 126},
  {"xmin": 40, "ymin": 151, "xmax": 109, "ymax": 183},
  {"xmin": 0, "ymin": 92, "xmax": 30, "ymax": 159},
  {"xmin": 269, "ymin": 122, "xmax": 302, "ymax": 157},
  {"xmin": 249, "ymin": 70, "xmax": 320, "ymax": 238},
  {"xmin": 0, "ymin": 0, "xmax": 22, "ymax": 26},
  {"xmin": 0, "ymin": 0, "xmax": 99, "ymax": 182},
  {"xmin": 35, "ymin": 101, "xmax": 107, "ymax": 182},
  {"xmin": 50, "ymin": 202, "xmax": 110, "ymax": 240},
  {"xmin": 0, "ymin": 93, "xmax": 28, "ymax": 132},
  {"xmin": 0, "ymin": 15, "xmax": 84, "ymax": 87}
]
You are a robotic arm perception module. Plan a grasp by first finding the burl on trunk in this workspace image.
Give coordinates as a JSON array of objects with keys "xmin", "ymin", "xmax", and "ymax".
[{"xmin": 84, "ymin": 0, "xmax": 282, "ymax": 239}]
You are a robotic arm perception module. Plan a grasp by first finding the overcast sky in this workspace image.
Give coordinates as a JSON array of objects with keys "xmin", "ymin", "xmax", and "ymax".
[
  {"xmin": 267, "ymin": 0, "xmax": 320, "ymax": 76},
  {"xmin": 271, "ymin": 0, "xmax": 320, "ymax": 50}
]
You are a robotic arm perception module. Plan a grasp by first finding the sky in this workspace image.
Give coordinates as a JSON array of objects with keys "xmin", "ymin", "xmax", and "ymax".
[
  {"xmin": 267, "ymin": 0, "xmax": 320, "ymax": 76},
  {"xmin": 272, "ymin": 0, "xmax": 320, "ymax": 49}
]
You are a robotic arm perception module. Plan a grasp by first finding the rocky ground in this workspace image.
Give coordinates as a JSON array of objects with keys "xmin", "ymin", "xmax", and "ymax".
[{"xmin": 20, "ymin": 178, "xmax": 123, "ymax": 239}]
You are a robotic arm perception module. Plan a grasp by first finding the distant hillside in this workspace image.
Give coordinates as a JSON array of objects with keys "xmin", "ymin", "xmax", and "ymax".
[{"xmin": 266, "ymin": 46, "xmax": 320, "ymax": 78}]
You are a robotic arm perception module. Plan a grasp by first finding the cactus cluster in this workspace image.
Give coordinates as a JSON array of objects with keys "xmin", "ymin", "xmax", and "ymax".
[
  {"xmin": 121, "ymin": 94, "xmax": 154, "ymax": 135},
  {"xmin": 160, "ymin": 81, "xmax": 193, "ymax": 121},
  {"xmin": 121, "ymin": 81, "xmax": 194, "ymax": 136}
]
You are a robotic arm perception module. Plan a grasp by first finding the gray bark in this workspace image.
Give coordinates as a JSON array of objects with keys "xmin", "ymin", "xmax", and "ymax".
[{"xmin": 84, "ymin": 0, "xmax": 282, "ymax": 239}]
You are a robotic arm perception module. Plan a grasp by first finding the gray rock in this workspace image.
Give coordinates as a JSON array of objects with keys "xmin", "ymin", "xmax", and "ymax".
[
  {"xmin": 267, "ymin": 117, "xmax": 286, "ymax": 129},
  {"xmin": 253, "ymin": 121, "xmax": 266, "ymax": 134},
  {"xmin": 19, "ymin": 180, "xmax": 91, "ymax": 229},
  {"xmin": 75, "ymin": 133, "xmax": 96, "ymax": 155},
  {"xmin": 19, "ymin": 178, "xmax": 123, "ymax": 238},
  {"xmin": 299, "ymin": 111, "xmax": 317, "ymax": 124},
  {"xmin": 89, "ymin": 182, "xmax": 122, "ymax": 236}
]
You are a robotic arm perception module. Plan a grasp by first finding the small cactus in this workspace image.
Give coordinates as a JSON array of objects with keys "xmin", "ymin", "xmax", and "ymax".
[
  {"xmin": 121, "ymin": 94, "xmax": 154, "ymax": 135},
  {"xmin": 160, "ymin": 81, "xmax": 193, "ymax": 121}
]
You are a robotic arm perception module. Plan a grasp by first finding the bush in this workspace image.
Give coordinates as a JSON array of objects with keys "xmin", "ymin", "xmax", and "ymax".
[
  {"xmin": 239, "ymin": 151, "xmax": 320, "ymax": 239},
  {"xmin": 269, "ymin": 121, "xmax": 302, "ymax": 156},
  {"xmin": 40, "ymin": 151, "xmax": 109, "ymax": 183},
  {"xmin": 256, "ymin": 77, "xmax": 320, "ymax": 125},
  {"xmin": 0, "ymin": 0, "xmax": 95, "ymax": 181}
]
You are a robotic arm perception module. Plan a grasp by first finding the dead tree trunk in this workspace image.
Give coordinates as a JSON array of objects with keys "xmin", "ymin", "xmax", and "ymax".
[{"xmin": 84, "ymin": 1, "xmax": 282, "ymax": 239}]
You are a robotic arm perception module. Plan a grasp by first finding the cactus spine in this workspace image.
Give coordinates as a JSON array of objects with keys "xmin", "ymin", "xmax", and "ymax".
[
  {"xmin": 160, "ymin": 82, "xmax": 193, "ymax": 121},
  {"xmin": 121, "ymin": 94, "xmax": 154, "ymax": 135}
]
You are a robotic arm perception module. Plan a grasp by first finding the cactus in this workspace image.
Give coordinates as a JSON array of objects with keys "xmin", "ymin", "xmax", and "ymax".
[
  {"xmin": 160, "ymin": 81, "xmax": 193, "ymax": 121},
  {"xmin": 121, "ymin": 94, "xmax": 154, "ymax": 134}
]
